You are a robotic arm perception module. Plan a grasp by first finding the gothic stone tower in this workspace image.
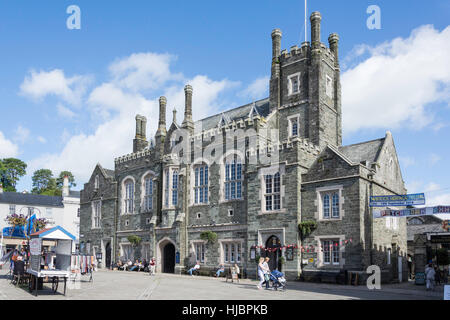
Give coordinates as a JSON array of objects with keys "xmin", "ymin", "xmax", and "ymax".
[{"xmin": 270, "ymin": 11, "xmax": 342, "ymax": 149}]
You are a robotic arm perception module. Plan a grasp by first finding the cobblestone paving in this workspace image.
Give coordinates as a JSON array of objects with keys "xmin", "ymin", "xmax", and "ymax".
[{"xmin": 0, "ymin": 269, "xmax": 444, "ymax": 300}]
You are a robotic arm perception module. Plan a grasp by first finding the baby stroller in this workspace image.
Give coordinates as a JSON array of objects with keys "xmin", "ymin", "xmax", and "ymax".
[{"xmin": 270, "ymin": 270, "xmax": 286, "ymax": 291}]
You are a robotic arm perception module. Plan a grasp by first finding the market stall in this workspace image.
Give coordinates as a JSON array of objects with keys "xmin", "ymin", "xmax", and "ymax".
[{"xmin": 26, "ymin": 226, "xmax": 76, "ymax": 296}]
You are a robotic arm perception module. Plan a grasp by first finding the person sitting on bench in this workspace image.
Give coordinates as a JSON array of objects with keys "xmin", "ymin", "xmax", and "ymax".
[{"xmin": 188, "ymin": 261, "xmax": 200, "ymax": 276}]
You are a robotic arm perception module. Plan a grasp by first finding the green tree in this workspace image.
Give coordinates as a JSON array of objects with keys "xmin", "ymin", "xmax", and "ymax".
[
  {"xmin": 56, "ymin": 171, "xmax": 76, "ymax": 189},
  {"xmin": 32, "ymin": 169, "xmax": 60, "ymax": 195},
  {"xmin": 0, "ymin": 158, "xmax": 27, "ymax": 192}
]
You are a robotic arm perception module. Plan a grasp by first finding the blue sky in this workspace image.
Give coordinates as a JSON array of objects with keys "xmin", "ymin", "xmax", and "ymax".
[{"xmin": 0, "ymin": 0, "xmax": 449, "ymax": 205}]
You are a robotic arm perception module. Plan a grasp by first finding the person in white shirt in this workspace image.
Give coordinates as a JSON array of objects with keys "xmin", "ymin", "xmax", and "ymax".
[
  {"xmin": 425, "ymin": 263, "xmax": 436, "ymax": 291},
  {"xmin": 188, "ymin": 261, "xmax": 200, "ymax": 276}
]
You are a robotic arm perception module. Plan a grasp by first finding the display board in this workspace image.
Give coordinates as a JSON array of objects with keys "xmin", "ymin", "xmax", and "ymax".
[
  {"xmin": 30, "ymin": 255, "xmax": 40, "ymax": 272},
  {"xmin": 30, "ymin": 238, "xmax": 42, "ymax": 256}
]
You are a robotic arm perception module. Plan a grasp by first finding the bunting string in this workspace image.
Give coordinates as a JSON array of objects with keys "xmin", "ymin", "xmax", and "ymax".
[{"xmin": 251, "ymin": 238, "xmax": 353, "ymax": 253}]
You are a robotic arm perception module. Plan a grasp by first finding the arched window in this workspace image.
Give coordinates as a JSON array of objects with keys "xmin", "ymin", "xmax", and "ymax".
[
  {"xmin": 172, "ymin": 170, "xmax": 179, "ymax": 206},
  {"xmin": 225, "ymin": 160, "xmax": 242, "ymax": 200},
  {"xmin": 163, "ymin": 168, "xmax": 179, "ymax": 208},
  {"xmin": 144, "ymin": 176, "xmax": 153, "ymax": 211},
  {"xmin": 124, "ymin": 180, "xmax": 134, "ymax": 214}
]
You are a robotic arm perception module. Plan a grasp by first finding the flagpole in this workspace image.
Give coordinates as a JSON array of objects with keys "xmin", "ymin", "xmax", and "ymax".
[{"xmin": 305, "ymin": 0, "xmax": 307, "ymax": 42}]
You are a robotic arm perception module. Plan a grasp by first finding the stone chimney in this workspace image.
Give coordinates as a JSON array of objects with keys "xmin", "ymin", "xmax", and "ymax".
[
  {"xmin": 156, "ymin": 96, "xmax": 167, "ymax": 137},
  {"xmin": 310, "ymin": 12, "xmax": 322, "ymax": 49},
  {"xmin": 328, "ymin": 33, "xmax": 339, "ymax": 65},
  {"xmin": 63, "ymin": 176, "xmax": 69, "ymax": 197},
  {"xmin": 271, "ymin": 29, "xmax": 282, "ymax": 60},
  {"xmin": 182, "ymin": 85, "xmax": 194, "ymax": 131},
  {"xmin": 133, "ymin": 115, "xmax": 148, "ymax": 153}
]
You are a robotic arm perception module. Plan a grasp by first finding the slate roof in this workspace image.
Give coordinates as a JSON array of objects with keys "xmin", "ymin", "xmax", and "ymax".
[
  {"xmin": 407, "ymin": 224, "xmax": 445, "ymax": 241},
  {"xmin": 103, "ymin": 169, "xmax": 115, "ymax": 178},
  {"xmin": 0, "ymin": 192, "xmax": 64, "ymax": 207},
  {"xmin": 68, "ymin": 190, "xmax": 81, "ymax": 198},
  {"xmin": 194, "ymin": 98, "xmax": 271, "ymax": 131},
  {"xmin": 338, "ymin": 138, "xmax": 385, "ymax": 165}
]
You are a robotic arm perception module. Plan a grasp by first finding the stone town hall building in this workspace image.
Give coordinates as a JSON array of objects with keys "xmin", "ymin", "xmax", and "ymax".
[{"xmin": 80, "ymin": 12, "xmax": 408, "ymax": 282}]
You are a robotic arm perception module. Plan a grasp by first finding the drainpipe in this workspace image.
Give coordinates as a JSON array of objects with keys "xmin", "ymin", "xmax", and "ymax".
[{"xmin": 368, "ymin": 174, "xmax": 374, "ymax": 266}]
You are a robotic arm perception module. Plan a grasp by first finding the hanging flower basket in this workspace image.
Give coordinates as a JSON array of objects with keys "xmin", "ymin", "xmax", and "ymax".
[
  {"xmin": 35, "ymin": 218, "xmax": 48, "ymax": 230},
  {"xmin": 4, "ymin": 214, "xmax": 27, "ymax": 227},
  {"xmin": 298, "ymin": 220, "xmax": 318, "ymax": 240}
]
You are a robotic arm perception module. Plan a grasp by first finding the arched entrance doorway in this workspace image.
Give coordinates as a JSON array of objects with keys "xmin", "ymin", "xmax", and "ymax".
[
  {"xmin": 105, "ymin": 242, "xmax": 112, "ymax": 269},
  {"xmin": 264, "ymin": 235, "xmax": 282, "ymax": 271},
  {"xmin": 162, "ymin": 243, "xmax": 175, "ymax": 273}
]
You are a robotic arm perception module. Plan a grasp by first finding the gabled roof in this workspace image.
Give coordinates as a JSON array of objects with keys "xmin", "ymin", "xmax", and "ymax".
[
  {"xmin": 338, "ymin": 138, "xmax": 385, "ymax": 165},
  {"xmin": 195, "ymin": 98, "xmax": 270, "ymax": 131},
  {"xmin": 30, "ymin": 225, "xmax": 76, "ymax": 241},
  {"xmin": 0, "ymin": 192, "xmax": 64, "ymax": 207},
  {"xmin": 95, "ymin": 163, "xmax": 114, "ymax": 179}
]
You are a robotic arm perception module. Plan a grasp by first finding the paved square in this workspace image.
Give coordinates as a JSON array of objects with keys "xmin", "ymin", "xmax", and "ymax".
[{"xmin": 0, "ymin": 269, "xmax": 444, "ymax": 300}]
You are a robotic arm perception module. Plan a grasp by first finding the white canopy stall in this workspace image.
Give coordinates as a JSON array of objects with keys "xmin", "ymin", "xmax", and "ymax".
[{"xmin": 27, "ymin": 226, "xmax": 76, "ymax": 296}]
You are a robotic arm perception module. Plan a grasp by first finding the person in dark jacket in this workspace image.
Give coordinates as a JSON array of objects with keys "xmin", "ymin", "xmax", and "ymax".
[{"xmin": 12, "ymin": 255, "xmax": 25, "ymax": 285}]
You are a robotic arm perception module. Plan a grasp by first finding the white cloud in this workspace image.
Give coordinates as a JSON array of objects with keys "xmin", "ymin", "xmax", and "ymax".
[
  {"xmin": 398, "ymin": 156, "xmax": 416, "ymax": 168},
  {"xmin": 57, "ymin": 103, "xmax": 76, "ymax": 119},
  {"xmin": 238, "ymin": 76, "xmax": 269, "ymax": 100},
  {"xmin": 424, "ymin": 182, "xmax": 441, "ymax": 193},
  {"xmin": 429, "ymin": 153, "xmax": 441, "ymax": 165},
  {"xmin": 20, "ymin": 69, "xmax": 92, "ymax": 106},
  {"xmin": 14, "ymin": 125, "xmax": 30, "ymax": 144},
  {"xmin": 37, "ymin": 136, "xmax": 47, "ymax": 144},
  {"xmin": 0, "ymin": 131, "xmax": 19, "ymax": 158},
  {"xmin": 426, "ymin": 193, "xmax": 450, "ymax": 206},
  {"xmin": 28, "ymin": 52, "xmax": 238, "ymax": 184},
  {"xmin": 109, "ymin": 52, "xmax": 183, "ymax": 92},
  {"xmin": 342, "ymin": 25, "xmax": 450, "ymax": 134}
]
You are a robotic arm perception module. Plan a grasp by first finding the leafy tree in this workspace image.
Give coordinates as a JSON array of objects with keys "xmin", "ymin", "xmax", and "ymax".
[
  {"xmin": 56, "ymin": 171, "xmax": 76, "ymax": 189},
  {"xmin": 0, "ymin": 158, "xmax": 27, "ymax": 192},
  {"xmin": 32, "ymin": 169, "xmax": 59, "ymax": 195}
]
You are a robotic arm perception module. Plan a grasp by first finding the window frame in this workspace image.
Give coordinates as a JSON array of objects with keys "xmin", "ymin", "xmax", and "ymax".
[
  {"xmin": 193, "ymin": 164, "xmax": 209, "ymax": 205},
  {"xmin": 92, "ymin": 200, "xmax": 101, "ymax": 229},
  {"xmin": 264, "ymin": 173, "xmax": 281, "ymax": 212},
  {"xmin": 316, "ymin": 186, "xmax": 344, "ymax": 221},
  {"xmin": 322, "ymin": 239, "xmax": 340, "ymax": 266},
  {"xmin": 287, "ymin": 72, "xmax": 301, "ymax": 96},
  {"xmin": 144, "ymin": 176, "xmax": 153, "ymax": 212},
  {"xmin": 124, "ymin": 180, "xmax": 135, "ymax": 214},
  {"xmin": 224, "ymin": 160, "xmax": 243, "ymax": 201},
  {"xmin": 221, "ymin": 241, "xmax": 242, "ymax": 264}
]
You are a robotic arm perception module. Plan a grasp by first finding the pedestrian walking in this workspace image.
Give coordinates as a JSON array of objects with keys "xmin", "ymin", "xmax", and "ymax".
[
  {"xmin": 425, "ymin": 263, "xmax": 435, "ymax": 291},
  {"xmin": 257, "ymin": 257, "xmax": 265, "ymax": 290},
  {"xmin": 149, "ymin": 257, "xmax": 156, "ymax": 276},
  {"xmin": 262, "ymin": 257, "xmax": 271, "ymax": 290},
  {"xmin": 435, "ymin": 267, "xmax": 441, "ymax": 286}
]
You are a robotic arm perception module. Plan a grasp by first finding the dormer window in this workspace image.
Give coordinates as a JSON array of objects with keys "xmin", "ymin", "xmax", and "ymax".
[{"xmin": 288, "ymin": 73, "xmax": 301, "ymax": 95}]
